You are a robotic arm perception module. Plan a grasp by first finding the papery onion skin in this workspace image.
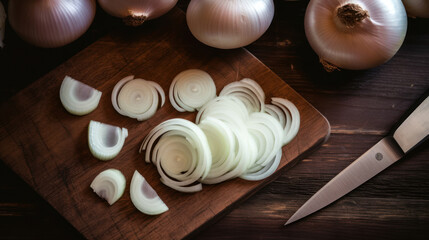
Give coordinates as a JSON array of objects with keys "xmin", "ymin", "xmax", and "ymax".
[
  {"xmin": 8, "ymin": 0, "xmax": 96, "ymax": 48},
  {"xmin": 304, "ymin": 0, "xmax": 407, "ymax": 70},
  {"xmin": 186, "ymin": 0, "xmax": 275, "ymax": 49},
  {"xmin": 402, "ymin": 0, "xmax": 429, "ymax": 18},
  {"xmin": 98, "ymin": 0, "xmax": 178, "ymax": 26}
]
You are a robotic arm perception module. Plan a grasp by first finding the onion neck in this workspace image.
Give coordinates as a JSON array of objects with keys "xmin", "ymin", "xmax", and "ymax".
[
  {"xmin": 335, "ymin": 3, "xmax": 369, "ymax": 28},
  {"xmin": 123, "ymin": 11, "xmax": 148, "ymax": 27}
]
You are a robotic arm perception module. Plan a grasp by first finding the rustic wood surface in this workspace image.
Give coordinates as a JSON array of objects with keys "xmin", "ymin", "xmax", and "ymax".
[
  {"xmin": 0, "ymin": 3, "xmax": 329, "ymax": 240},
  {"xmin": 1, "ymin": 0, "xmax": 428, "ymax": 239}
]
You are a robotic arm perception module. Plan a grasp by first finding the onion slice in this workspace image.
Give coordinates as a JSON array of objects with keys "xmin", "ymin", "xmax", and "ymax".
[
  {"xmin": 169, "ymin": 69, "xmax": 216, "ymax": 112},
  {"xmin": 241, "ymin": 149, "xmax": 282, "ymax": 181},
  {"xmin": 88, "ymin": 120, "xmax": 128, "ymax": 161},
  {"xmin": 59, "ymin": 76, "xmax": 102, "ymax": 116},
  {"xmin": 130, "ymin": 170, "xmax": 168, "ymax": 215},
  {"xmin": 112, "ymin": 75, "xmax": 165, "ymax": 121},
  {"xmin": 271, "ymin": 98, "xmax": 300, "ymax": 145},
  {"xmin": 90, "ymin": 168, "xmax": 126, "ymax": 205},
  {"xmin": 140, "ymin": 118, "xmax": 211, "ymax": 192},
  {"xmin": 219, "ymin": 78, "xmax": 265, "ymax": 113}
]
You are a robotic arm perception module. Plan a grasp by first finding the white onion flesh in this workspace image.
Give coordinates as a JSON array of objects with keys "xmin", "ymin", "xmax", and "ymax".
[
  {"xmin": 88, "ymin": 120, "xmax": 128, "ymax": 161},
  {"xmin": 130, "ymin": 170, "xmax": 168, "ymax": 215},
  {"xmin": 241, "ymin": 149, "xmax": 282, "ymax": 181},
  {"xmin": 59, "ymin": 76, "xmax": 102, "ymax": 116},
  {"xmin": 305, "ymin": 0, "xmax": 407, "ymax": 70},
  {"xmin": 402, "ymin": 0, "xmax": 429, "ymax": 18},
  {"xmin": 98, "ymin": 0, "xmax": 178, "ymax": 26},
  {"xmin": 90, "ymin": 168, "xmax": 126, "ymax": 205},
  {"xmin": 169, "ymin": 69, "xmax": 217, "ymax": 112},
  {"xmin": 271, "ymin": 98, "xmax": 300, "ymax": 145},
  {"xmin": 0, "ymin": 2, "xmax": 5, "ymax": 48},
  {"xmin": 140, "ymin": 118, "xmax": 212, "ymax": 193},
  {"xmin": 186, "ymin": 0, "xmax": 275, "ymax": 49},
  {"xmin": 219, "ymin": 78, "xmax": 265, "ymax": 113},
  {"xmin": 8, "ymin": 0, "xmax": 96, "ymax": 48},
  {"xmin": 112, "ymin": 75, "xmax": 165, "ymax": 121},
  {"xmin": 140, "ymin": 77, "xmax": 301, "ymax": 192}
]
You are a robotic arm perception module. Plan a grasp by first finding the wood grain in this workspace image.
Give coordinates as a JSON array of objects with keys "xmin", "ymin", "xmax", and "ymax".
[{"xmin": 0, "ymin": 6, "xmax": 329, "ymax": 240}]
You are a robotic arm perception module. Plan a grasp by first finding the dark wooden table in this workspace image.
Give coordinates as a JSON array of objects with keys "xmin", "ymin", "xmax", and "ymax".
[{"xmin": 1, "ymin": 0, "xmax": 428, "ymax": 239}]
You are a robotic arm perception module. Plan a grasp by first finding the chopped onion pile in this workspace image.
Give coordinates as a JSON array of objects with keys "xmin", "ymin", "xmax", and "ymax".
[
  {"xmin": 130, "ymin": 170, "xmax": 168, "ymax": 215},
  {"xmin": 112, "ymin": 75, "xmax": 165, "ymax": 121},
  {"xmin": 169, "ymin": 69, "xmax": 216, "ymax": 112},
  {"xmin": 90, "ymin": 168, "xmax": 126, "ymax": 205},
  {"xmin": 141, "ymin": 78, "xmax": 300, "ymax": 192},
  {"xmin": 60, "ymin": 76, "xmax": 102, "ymax": 115},
  {"xmin": 88, "ymin": 120, "xmax": 128, "ymax": 161}
]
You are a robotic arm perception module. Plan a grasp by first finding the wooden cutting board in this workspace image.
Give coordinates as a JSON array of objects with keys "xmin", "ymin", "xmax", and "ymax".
[{"xmin": 0, "ymin": 8, "xmax": 330, "ymax": 240}]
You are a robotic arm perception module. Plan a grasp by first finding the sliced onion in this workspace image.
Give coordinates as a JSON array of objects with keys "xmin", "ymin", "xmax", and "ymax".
[
  {"xmin": 130, "ymin": 170, "xmax": 168, "ymax": 215},
  {"xmin": 140, "ymin": 118, "xmax": 211, "ymax": 192},
  {"xmin": 139, "ymin": 72, "xmax": 301, "ymax": 190},
  {"xmin": 199, "ymin": 117, "xmax": 236, "ymax": 179},
  {"xmin": 59, "ymin": 76, "xmax": 102, "ymax": 115},
  {"xmin": 219, "ymin": 78, "xmax": 265, "ymax": 113},
  {"xmin": 196, "ymin": 96, "xmax": 249, "ymax": 127},
  {"xmin": 88, "ymin": 120, "xmax": 128, "ymax": 161},
  {"xmin": 271, "ymin": 98, "xmax": 300, "ymax": 145},
  {"xmin": 241, "ymin": 149, "xmax": 282, "ymax": 181},
  {"xmin": 200, "ymin": 124, "xmax": 257, "ymax": 184},
  {"xmin": 90, "ymin": 168, "xmax": 126, "ymax": 205},
  {"xmin": 246, "ymin": 112, "xmax": 283, "ymax": 166},
  {"xmin": 169, "ymin": 69, "xmax": 216, "ymax": 112},
  {"xmin": 112, "ymin": 75, "xmax": 165, "ymax": 121}
]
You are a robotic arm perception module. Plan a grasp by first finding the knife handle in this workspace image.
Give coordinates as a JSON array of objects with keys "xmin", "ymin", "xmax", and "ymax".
[{"xmin": 390, "ymin": 89, "xmax": 429, "ymax": 154}]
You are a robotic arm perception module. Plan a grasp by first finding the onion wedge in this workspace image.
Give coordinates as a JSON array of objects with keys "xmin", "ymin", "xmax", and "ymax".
[
  {"xmin": 130, "ymin": 170, "xmax": 168, "ymax": 215},
  {"xmin": 59, "ymin": 76, "xmax": 102, "ymax": 115},
  {"xmin": 88, "ymin": 120, "xmax": 128, "ymax": 161},
  {"xmin": 112, "ymin": 75, "xmax": 165, "ymax": 121},
  {"xmin": 169, "ymin": 69, "xmax": 216, "ymax": 112},
  {"xmin": 90, "ymin": 168, "xmax": 126, "ymax": 205}
]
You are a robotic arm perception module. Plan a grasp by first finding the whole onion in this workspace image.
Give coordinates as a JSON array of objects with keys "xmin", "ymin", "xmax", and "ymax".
[
  {"xmin": 97, "ymin": 0, "xmax": 178, "ymax": 26},
  {"xmin": 304, "ymin": 0, "xmax": 408, "ymax": 71},
  {"xmin": 8, "ymin": 0, "xmax": 96, "ymax": 48},
  {"xmin": 402, "ymin": 0, "xmax": 429, "ymax": 18},
  {"xmin": 186, "ymin": 0, "xmax": 275, "ymax": 49}
]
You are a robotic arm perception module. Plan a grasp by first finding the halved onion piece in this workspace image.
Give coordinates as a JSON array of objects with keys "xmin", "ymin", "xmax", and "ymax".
[
  {"xmin": 169, "ymin": 69, "xmax": 216, "ymax": 112},
  {"xmin": 130, "ymin": 170, "xmax": 168, "ymax": 215},
  {"xmin": 271, "ymin": 98, "xmax": 300, "ymax": 145},
  {"xmin": 112, "ymin": 76, "xmax": 165, "ymax": 121},
  {"xmin": 88, "ymin": 120, "xmax": 128, "ymax": 161},
  {"xmin": 90, "ymin": 168, "xmax": 126, "ymax": 205},
  {"xmin": 59, "ymin": 76, "xmax": 102, "ymax": 115}
]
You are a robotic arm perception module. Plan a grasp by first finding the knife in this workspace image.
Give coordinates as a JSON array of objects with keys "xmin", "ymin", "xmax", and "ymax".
[{"xmin": 285, "ymin": 92, "xmax": 429, "ymax": 225}]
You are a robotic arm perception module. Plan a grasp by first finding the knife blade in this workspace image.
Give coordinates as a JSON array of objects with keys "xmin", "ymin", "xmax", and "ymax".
[{"xmin": 285, "ymin": 92, "xmax": 429, "ymax": 225}]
